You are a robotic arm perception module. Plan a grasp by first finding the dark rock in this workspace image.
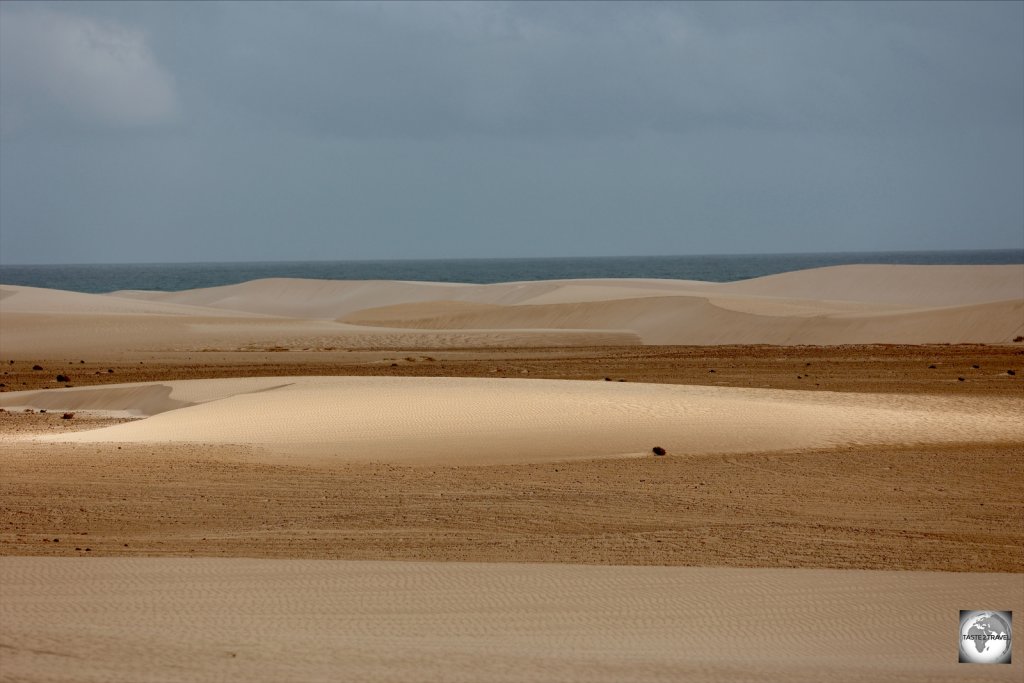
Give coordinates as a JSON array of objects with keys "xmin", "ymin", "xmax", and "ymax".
[{"xmin": 652, "ymin": 446, "xmax": 666, "ymax": 456}]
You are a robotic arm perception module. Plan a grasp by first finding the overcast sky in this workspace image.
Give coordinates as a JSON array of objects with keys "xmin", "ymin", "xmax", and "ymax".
[{"xmin": 1, "ymin": 1, "xmax": 1021, "ymax": 265}]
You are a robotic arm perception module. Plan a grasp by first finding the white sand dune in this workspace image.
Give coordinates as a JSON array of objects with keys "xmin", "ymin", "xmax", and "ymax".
[
  {"xmin": 3, "ymin": 377, "xmax": 1021, "ymax": 464},
  {"xmin": 1, "ymin": 557, "xmax": 1020, "ymax": 682},
  {"xmin": 716, "ymin": 263, "xmax": 1024, "ymax": 306},
  {"xmin": 2, "ymin": 264, "xmax": 1022, "ymax": 354}
]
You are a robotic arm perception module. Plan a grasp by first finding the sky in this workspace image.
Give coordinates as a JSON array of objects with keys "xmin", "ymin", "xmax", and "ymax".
[{"xmin": 0, "ymin": 1, "xmax": 1022, "ymax": 265}]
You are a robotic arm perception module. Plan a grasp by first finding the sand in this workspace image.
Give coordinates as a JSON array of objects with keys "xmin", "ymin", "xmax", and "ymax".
[
  {"xmin": 1, "ymin": 558, "xmax": 1021, "ymax": 683},
  {"xmin": 1, "ymin": 376, "xmax": 1020, "ymax": 465},
  {"xmin": 2, "ymin": 264, "xmax": 1022, "ymax": 355},
  {"xmin": 2, "ymin": 265, "xmax": 1022, "ymax": 681}
]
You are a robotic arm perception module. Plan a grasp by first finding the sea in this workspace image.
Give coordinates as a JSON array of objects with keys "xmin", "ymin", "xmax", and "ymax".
[{"xmin": 0, "ymin": 250, "xmax": 1021, "ymax": 294}]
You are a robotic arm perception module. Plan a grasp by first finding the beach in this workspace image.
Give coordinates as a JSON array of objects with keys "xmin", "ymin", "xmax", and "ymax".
[{"xmin": 1, "ymin": 264, "xmax": 1022, "ymax": 681}]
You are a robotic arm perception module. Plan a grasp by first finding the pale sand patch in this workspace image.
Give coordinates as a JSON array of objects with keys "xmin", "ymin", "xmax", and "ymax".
[
  {"xmin": 3, "ymin": 377, "xmax": 1021, "ymax": 465},
  {"xmin": 0, "ymin": 557, "xmax": 1020, "ymax": 682}
]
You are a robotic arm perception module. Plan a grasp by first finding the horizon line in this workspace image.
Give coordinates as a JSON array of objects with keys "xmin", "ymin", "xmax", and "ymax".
[{"xmin": 3, "ymin": 246, "xmax": 1023, "ymax": 269}]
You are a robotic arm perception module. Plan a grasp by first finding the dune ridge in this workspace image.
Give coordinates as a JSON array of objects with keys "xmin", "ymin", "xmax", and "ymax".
[
  {"xmin": 2, "ymin": 264, "xmax": 1021, "ymax": 354},
  {"xmin": 3, "ymin": 376, "xmax": 1020, "ymax": 465}
]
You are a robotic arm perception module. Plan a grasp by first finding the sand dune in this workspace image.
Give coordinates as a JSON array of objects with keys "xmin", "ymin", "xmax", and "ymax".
[
  {"xmin": 340, "ymin": 294, "xmax": 1024, "ymax": 345},
  {"xmin": 2, "ymin": 264, "xmax": 1022, "ymax": 354},
  {"xmin": 3, "ymin": 377, "xmax": 1020, "ymax": 464},
  {"xmin": 717, "ymin": 263, "xmax": 1024, "ymax": 306},
  {"xmin": 1, "ymin": 557, "xmax": 1020, "ymax": 682}
]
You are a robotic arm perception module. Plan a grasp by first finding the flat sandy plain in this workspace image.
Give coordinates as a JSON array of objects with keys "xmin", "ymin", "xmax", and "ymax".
[{"xmin": 1, "ymin": 265, "xmax": 1022, "ymax": 682}]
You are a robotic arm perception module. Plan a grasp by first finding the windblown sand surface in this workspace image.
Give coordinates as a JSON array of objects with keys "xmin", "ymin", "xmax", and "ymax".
[
  {"xmin": 2, "ymin": 264, "xmax": 1022, "ymax": 355},
  {"xmin": 2, "ymin": 265, "xmax": 1022, "ymax": 681},
  {"xmin": 1, "ymin": 558, "xmax": 1021, "ymax": 683},
  {"xmin": 2, "ymin": 376, "xmax": 1022, "ymax": 465}
]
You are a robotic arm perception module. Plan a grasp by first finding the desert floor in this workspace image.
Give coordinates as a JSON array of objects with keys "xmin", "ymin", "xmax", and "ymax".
[{"xmin": 1, "ymin": 345, "xmax": 1023, "ymax": 572}]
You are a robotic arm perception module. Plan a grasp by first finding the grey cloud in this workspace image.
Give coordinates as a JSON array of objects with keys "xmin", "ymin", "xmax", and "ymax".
[
  {"xmin": 0, "ymin": 6, "xmax": 178, "ymax": 135},
  {"xmin": 0, "ymin": 1, "xmax": 1020, "ymax": 264},
  {"xmin": 121, "ymin": 0, "xmax": 1020, "ymax": 139}
]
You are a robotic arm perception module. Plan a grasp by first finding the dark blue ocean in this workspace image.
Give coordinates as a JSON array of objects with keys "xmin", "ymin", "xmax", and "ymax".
[{"xmin": 1, "ymin": 250, "xmax": 1021, "ymax": 294}]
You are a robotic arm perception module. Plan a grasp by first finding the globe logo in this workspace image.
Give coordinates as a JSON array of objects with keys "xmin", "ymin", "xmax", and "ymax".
[{"xmin": 959, "ymin": 610, "xmax": 1012, "ymax": 664}]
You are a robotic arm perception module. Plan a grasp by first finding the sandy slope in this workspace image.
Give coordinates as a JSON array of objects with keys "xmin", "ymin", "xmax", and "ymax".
[
  {"xmin": 1, "ymin": 557, "xmax": 1020, "ymax": 683},
  {"xmin": 3, "ymin": 376, "xmax": 1020, "ymax": 464},
  {"xmin": 3, "ymin": 264, "xmax": 1022, "ymax": 354}
]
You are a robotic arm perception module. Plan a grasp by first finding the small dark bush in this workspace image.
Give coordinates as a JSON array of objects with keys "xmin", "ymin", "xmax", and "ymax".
[
  {"xmin": 1014, "ymin": 336, "xmax": 1024, "ymax": 343},
  {"xmin": 1008, "ymin": 370, "xmax": 1016, "ymax": 376},
  {"xmin": 56, "ymin": 374, "xmax": 70, "ymax": 383},
  {"xmin": 652, "ymin": 446, "xmax": 666, "ymax": 456},
  {"xmin": 957, "ymin": 377, "xmax": 965, "ymax": 382},
  {"xmin": 61, "ymin": 413, "xmax": 75, "ymax": 420},
  {"xmin": 927, "ymin": 364, "xmax": 937, "ymax": 369},
  {"xmin": 32, "ymin": 365, "xmax": 43, "ymax": 371}
]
